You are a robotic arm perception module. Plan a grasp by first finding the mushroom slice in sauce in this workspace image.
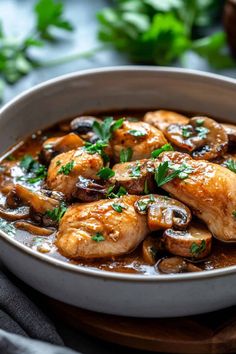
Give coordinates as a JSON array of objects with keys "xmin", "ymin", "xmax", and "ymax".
[
  {"xmin": 142, "ymin": 236, "xmax": 164, "ymax": 265},
  {"xmin": 165, "ymin": 117, "xmax": 228, "ymax": 160},
  {"xmin": 134, "ymin": 195, "xmax": 191, "ymax": 231},
  {"xmin": 70, "ymin": 116, "xmax": 101, "ymax": 142},
  {"xmin": 15, "ymin": 221, "xmax": 55, "ymax": 236},
  {"xmin": 222, "ymin": 123, "xmax": 236, "ymax": 146},
  {"xmin": 143, "ymin": 110, "xmax": 189, "ymax": 132},
  {"xmin": 157, "ymin": 256, "xmax": 202, "ymax": 274},
  {"xmin": 73, "ymin": 176, "xmax": 107, "ymax": 202},
  {"xmin": 111, "ymin": 159, "xmax": 155, "ymax": 194},
  {"xmin": 163, "ymin": 223, "xmax": 212, "ymax": 259},
  {"xmin": 0, "ymin": 206, "xmax": 30, "ymax": 221},
  {"xmin": 111, "ymin": 121, "xmax": 168, "ymax": 162},
  {"xmin": 40, "ymin": 133, "xmax": 84, "ymax": 164}
]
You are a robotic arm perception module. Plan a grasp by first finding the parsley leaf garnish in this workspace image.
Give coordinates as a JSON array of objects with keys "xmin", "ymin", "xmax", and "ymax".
[
  {"xmin": 35, "ymin": 0, "xmax": 74, "ymax": 40},
  {"xmin": 92, "ymin": 232, "xmax": 105, "ymax": 242},
  {"xmin": 190, "ymin": 240, "xmax": 206, "ymax": 257},
  {"xmin": 130, "ymin": 163, "xmax": 141, "ymax": 177},
  {"xmin": 120, "ymin": 147, "xmax": 133, "ymax": 163},
  {"xmin": 143, "ymin": 179, "xmax": 149, "ymax": 194},
  {"xmin": 97, "ymin": 167, "xmax": 115, "ymax": 179},
  {"xmin": 155, "ymin": 161, "xmax": 193, "ymax": 187},
  {"xmin": 195, "ymin": 126, "xmax": 209, "ymax": 139},
  {"xmin": 182, "ymin": 126, "xmax": 192, "ymax": 138},
  {"xmin": 232, "ymin": 211, "xmax": 236, "ymax": 218},
  {"xmin": 151, "ymin": 143, "xmax": 174, "ymax": 158},
  {"xmin": 92, "ymin": 117, "xmax": 124, "ymax": 142},
  {"xmin": 112, "ymin": 203, "xmax": 126, "ymax": 213},
  {"xmin": 19, "ymin": 155, "xmax": 47, "ymax": 184},
  {"xmin": 136, "ymin": 195, "xmax": 155, "ymax": 212},
  {"xmin": 57, "ymin": 161, "xmax": 74, "ymax": 175},
  {"xmin": 225, "ymin": 159, "xmax": 236, "ymax": 173},
  {"xmin": 46, "ymin": 203, "xmax": 67, "ymax": 222},
  {"xmin": 128, "ymin": 129, "xmax": 146, "ymax": 137},
  {"xmin": 107, "ymin": 186, "xmax": 127, "ymax": 199}
]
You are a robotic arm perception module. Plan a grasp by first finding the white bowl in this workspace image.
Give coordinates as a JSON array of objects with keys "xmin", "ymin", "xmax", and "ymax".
[{"xmin": 0, "ymin": 67, "xmax": 236, "ymax": 318}]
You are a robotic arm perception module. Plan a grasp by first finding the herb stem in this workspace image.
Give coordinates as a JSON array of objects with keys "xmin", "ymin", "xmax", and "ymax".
[{"xmin": 39, "ymin": 45, "xmax": 107, "ymax": 68}]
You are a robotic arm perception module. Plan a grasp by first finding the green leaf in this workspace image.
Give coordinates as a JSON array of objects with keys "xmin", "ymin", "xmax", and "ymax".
[
  {"xmin": 128, "ymin": 129, "xmax": 147, "ymax": 137},
  {"xmin": 34, "ymin": 0, "xmax": 73, "ymax": 40},
  {"xmin": 92, "ymin": 232, "xmax": 105, "ymax": 242},
  {"xmin": 190, "ymin": 240, "xmax": 206, "ymax": 257},
  {"xmin": 107, "ymin": 186, "xmax": 127, "ymax": 199},
  {"xmin": 19, "ymin": 154, "xmax": 47, "ymax": 183},
  {"xmin": 92, "ymin": 117, "xmax": 124, "ymax": 142},
  {"xmin": 46, "ymin": 203, "xmax": 67, "ymax": 222},
  {"xmin": 112, "ymin": 203, "xmax": 126, "ymax": 213},
  {"xmin": 151, "ymin": 143, "xmax": 174, "ymax": 158},
  {"xmin": 225, "ymin": 159, "xmax": 236, "ymax": 174},
  {"xmin": 97, "ymin": 167, "xmax": 115, "ymax": 179},
  {"xmin": 57, "ymin": 161, "xmax": 74, "ymax": 175},
  {"xmin": 130, "ymin": 163, "xmax": 141, "ymax": 177},
  {"xmin": 120, "ymin": 147, "xmax": 133, "ymax": 163},
  {"xmin": 155, "ymin": 161, "xmax": 193, "ymax": 187}
]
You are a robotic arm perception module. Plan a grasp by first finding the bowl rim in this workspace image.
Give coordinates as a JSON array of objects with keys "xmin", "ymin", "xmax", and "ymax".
[{"xmin": 1, "ymin": 65, "xmax": 236, "ymax": 283}]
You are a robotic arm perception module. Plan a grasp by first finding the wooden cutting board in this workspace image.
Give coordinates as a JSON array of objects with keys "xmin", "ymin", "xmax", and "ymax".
[{"xmin": 47, "ymin": 299, "xmax": 236, "ymax": 353}]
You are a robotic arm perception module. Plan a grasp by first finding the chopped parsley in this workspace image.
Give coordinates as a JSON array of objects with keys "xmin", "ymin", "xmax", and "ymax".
[
  {"xmin": 128, "ymin": 129, "xmax": 147, "ymax": 137},
  {"xmin": 92, "ymin": 117, "xmax": 124, "ymax": 142},
  {"xmin": 112, "ymin": 203, "xmax": 126, "ymax": 213},
  {"xmin": 85, "ymin": 141, "xmax": 108, "ymax": 155},
  {"xmin": 91, "ymin": 233, "xmax": 105, "ymax": 242},
  {"xmin": 120, "ymin": 147, "xmax": 133, "ymax": 163},
  {"xmin": 151, "ymin": 143, "xmax": 174, "ymax": 158},
  {"xmin": 225, "ymin": 159, "xmax": 236, "ymax": 173},
  {"xmin": 136, "ymin": 195, "xmax": 155, "ymax": 213},
  {"xmin": 0, "ymin": 218, "xmax": 15, "ymax": 237},
  {"xmin": 107, "ymin": 186, "xmax": 127, "ymax": 199},
  {"xmin": 19, "ymin": 155, "xmax": 47, "ymax": 184},
  {"xmin": 130, "ymin": 163, "xmax": 141, "ymax": 178},
  {"xmin": 190, "ymin": 240, "xmax": 206, "ymax": 257},
  {"xmin": 232, "ymin": 210, "xmax": 236, "ymax": 218},
  {"xmin": 56, "ymin": 160, "xmax": 61, "ymax": 166},
  {"xmin": 182, "ymin": 126, "xmax": 192, "ymax": 138},
  {"xmin": 46, "ymin": 203, "xmax": 67, "ymax": 222},
  {"xmin": 195, "ymin": 126, "xmax": 209, "ymax": 139},
  {"xmin": 196, "ymin": 119, "xmax": 204, "ymax": 126},
  {"xmin": 97, "ymin": 167, "xmax": 115, "ymax": 179},
  {"xmin": 155, "ymin": 161, "xmax": 193, "ymax": 187},
  {"xmin": 57, "ymin": 161, "xmax": 75, "ymax": 175}
]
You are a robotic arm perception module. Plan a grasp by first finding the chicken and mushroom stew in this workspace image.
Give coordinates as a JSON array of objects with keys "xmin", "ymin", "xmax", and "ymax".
[{"xmin": 1, "ymin": 110, "xmax": 236, "ymax": 275}]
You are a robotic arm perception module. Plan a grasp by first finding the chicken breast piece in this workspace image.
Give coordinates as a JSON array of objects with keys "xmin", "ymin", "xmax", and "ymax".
[
  {"xmin": 56, "ymin": 195, "xmax": 148, "ymax": 259},
  {"xmin": 159, "ymin": 151, "xmax": 236, "ymax": 242},
  {"xmin": 111, "ymin": 121, "xmax": 167, "ymax": 161},
  {"xmin": 144, "ymin": 110, "xmax": 189, "ymax": 132},
  {"xmin": 47, "ymin": 148, "xmax": 103, "ymax": 199}
]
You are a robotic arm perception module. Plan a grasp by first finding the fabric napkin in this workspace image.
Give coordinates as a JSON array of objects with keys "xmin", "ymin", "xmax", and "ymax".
[{"xmin": 0, "ymin": 270, "xmax": 80, "ymax": 354}]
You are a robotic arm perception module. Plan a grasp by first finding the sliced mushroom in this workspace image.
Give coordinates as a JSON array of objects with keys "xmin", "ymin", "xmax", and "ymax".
[
  {"xmin": 13, "ymin": 184, "xmax": 60, "ymax": 215},
  {"xmin": 157, "ymin": 256, "xmax": 202, "ymax": 274},
  {"xmin": 15, "ymin": 221, "xmax": 55, "ymax": 236},
  {"xmin": 0, "ymin": 206, "xmax": 30, "ymax": 221},
  {"xmin": 165, "ymin": 117, "xmax": 228, "ymax": 160},
  {"xmin": 142, "ymin": 236, "xmax": 164, "ymax": 265},
  {"xmin": 143, "ymin": 110, "xmax": 189, "ymax": 132},
  {"xmin": 111, "ymin": 159, "xmax": 155, "ymax": 194},
  {"xmin": 163, "ymin": 223, "xmax": 212, "ymax": 259},
  {"xmin": 222, "ymin": 123, "xmax": 236, "ymax": 146},
  {"xmin": 73, "ymin": 176, "xmax": 107, "ymax": 202},
  {"xmin": 40, "ymin": 133, "xmax": 84, "ymax": 164},
  {"xmin": 134, "ymin": 195, "xmax": 191, "ymax": 231},
  {"xmin": 70, "ymin": 116, "xmax": 100, "ymax": 134}
]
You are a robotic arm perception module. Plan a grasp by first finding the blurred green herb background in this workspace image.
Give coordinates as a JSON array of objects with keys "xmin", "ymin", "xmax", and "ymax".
[{"xmin": 0, "ymin": 0, "xmax": 234, "ymax": 102}]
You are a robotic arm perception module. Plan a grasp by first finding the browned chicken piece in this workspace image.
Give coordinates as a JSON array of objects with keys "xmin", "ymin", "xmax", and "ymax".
[
  {"xmin": 111, "ymin": 159, "xmax": 155, "ymax": 194},
  {"xmin": 111, "ymin": 121, "xmax": 167, "ymax": 162},
  {"xmin": 47, "ymin": 148, "xmax": 103, "ymax": 199},
  {"xmin": 158, "ymin": 151, "xmax": 236, "ymax": 242},
  {"xmin": 56, "ymin": 195, "xmax": 148, "ymax": 259},
  {"xmin": 143, "ymin": 110, "xmax": 189, "ymax": 132},
  {"xmin": 41, "ymin": 133, "xmax": 84, "ymax": 164}
]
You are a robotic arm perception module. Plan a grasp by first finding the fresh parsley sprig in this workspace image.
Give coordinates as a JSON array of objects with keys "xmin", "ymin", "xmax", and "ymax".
[
  {"xmin": 155, "ymin": 161, "xmax": 193, "ymax": 187},
  {"xmin": 120, "ymin": 147, "xmax": 133, "ymax": 163},
  {"xmin": 224, "ymin": 159, "xmax": 236, "ymax": 173},
  {"xmin": 19, "ymin": 154, "xmax": 47, "ymax": 184},
  {"xmin": 92, "ymin": 117, "xmax": 124, "ymax": 142},
  {"xmin": 46, "ymin": 203, "xmax": 67, "ymax": 222},
  {"xmin": 151, "ymin": 144, "xmax": 174, "ymax": 158}
]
